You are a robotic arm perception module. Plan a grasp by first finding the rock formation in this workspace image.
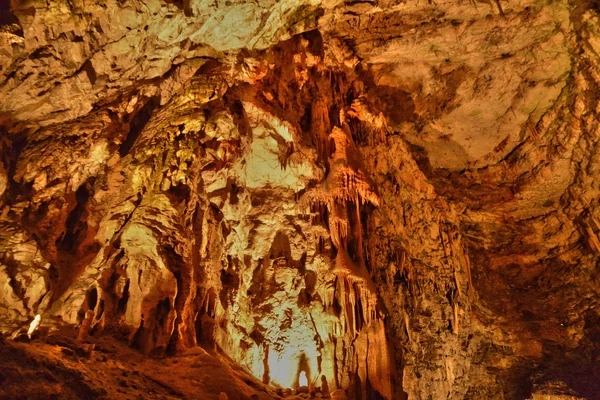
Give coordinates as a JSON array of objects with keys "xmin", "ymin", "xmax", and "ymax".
[{"xmin": 1, "ymin": 0, "xmax": 600, "ymax": 399}]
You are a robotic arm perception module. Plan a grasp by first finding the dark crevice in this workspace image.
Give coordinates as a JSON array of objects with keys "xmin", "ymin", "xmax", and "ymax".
[
  {"xmin": 1, "ymin": 256, "xmax": 25, "ymax": 303},
  {"xmin": 166, "ymin": 270, "xmax": 184, "ymax": 354},
  {"xmin": 164, "ymin": 0, "xmax": 184, "ymax": 11},
  {"xmin": 227, "ymin": 98, "xmax": 251, "ymax": 138},
  {"xmin": 131, "ymin": 320, "xmax": 147, "ymax": 352},
  {"xmin": 0, "ymin": 0, "xmax": 23, "ymax": 36},
  {"xmin": 1, "ymin": 132, "xmax": 27, "ymax": 205},
  {"xmin": 117, "ymin": 279, "xmax": 130, "ymax": 316},
  {"xmin": 58, "ymin": 179, "xmax": 93, "ymax": 253},
  {"xmin": 81, "ymin": 60, "xmax": 97, "ymax": 85},
  {"xmin": 97, "ymin": 299, "xmax": 105, "ymax": 319},
  {"xmin": 220, "ymin": 267, "xmax": 240, "ymax": 310},
  {"xmin": 86, "ymin": 286, "xmax": 98, "ymax": 311},
  {"xmin": 119, "ymin": 96, "xmax": 159, "ymax": 157},
  {"xmin": 160, "ymin": 245, "xmax": 187, "ymax": 353}
]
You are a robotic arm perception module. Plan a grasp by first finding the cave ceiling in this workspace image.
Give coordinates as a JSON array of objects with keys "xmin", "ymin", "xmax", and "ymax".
[{"xmin": 1, "ymin": 0, "xmax": 600, "ymax": 399}]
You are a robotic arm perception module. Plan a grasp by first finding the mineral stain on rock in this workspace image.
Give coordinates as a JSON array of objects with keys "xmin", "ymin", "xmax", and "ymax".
[{"xmin": 1, "ymin": 0, "xmax": 600, "ymax": 399}]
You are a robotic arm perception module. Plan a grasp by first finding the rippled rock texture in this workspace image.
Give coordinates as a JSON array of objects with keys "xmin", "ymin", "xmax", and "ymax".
[{"xmin": 1, "ymin": 0, "xmax": 600, "ymax": 399}]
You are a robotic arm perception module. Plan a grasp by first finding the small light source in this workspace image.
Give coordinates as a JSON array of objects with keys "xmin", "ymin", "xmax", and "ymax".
[
  {"xmin": 299, "ymin": 371, "xmax": 308, "ymax": 387},
  {"xmin": 27, "ymin": 314, "xmax": 41, "ymax": 339}
]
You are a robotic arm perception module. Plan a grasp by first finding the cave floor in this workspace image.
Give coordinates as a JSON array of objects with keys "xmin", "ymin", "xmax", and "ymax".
[{"xmin": 0, "ymin": 333, "xmax": 290, "ymax": 400}]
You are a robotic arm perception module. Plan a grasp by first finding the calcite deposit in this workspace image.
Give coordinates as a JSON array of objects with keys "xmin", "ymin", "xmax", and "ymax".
[{"xmin": 1, "ymin": 0, "xmax": 600, "ymax": 399}]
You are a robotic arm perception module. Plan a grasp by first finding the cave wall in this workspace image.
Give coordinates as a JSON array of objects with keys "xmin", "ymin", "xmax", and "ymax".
[{"xmin": 1, "ymin": 0, "xmax": 600, "ymax": 399}]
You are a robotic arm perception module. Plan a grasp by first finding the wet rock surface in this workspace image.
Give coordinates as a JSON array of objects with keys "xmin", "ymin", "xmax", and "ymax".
[{"xmin": 1, "ymin": 0, "xmax": 600, "ymax": 399}]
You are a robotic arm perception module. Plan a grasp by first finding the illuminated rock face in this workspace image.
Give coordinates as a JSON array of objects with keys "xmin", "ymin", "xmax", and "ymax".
[{"xmin": 2, "ymin": 0, "xmax": 600, "ymax": 399}]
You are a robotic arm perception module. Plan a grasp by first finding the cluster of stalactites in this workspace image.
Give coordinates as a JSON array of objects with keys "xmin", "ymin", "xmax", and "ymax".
[
  {"xmin": 293, "ymin": 109, "xmax": 395, "ymax": 396},
  {"xmin": 337, "ymin": 271, "xmax": 379, "ymax": 338},
  {"xmin": 328, "ymin": 126, "xmax": 380, "ymax": 205},
  {"xmin": 300, "ymin": 126, "xmax": 380, "ymax": 212},
  {"xmin": 300, "ymin": 120, "xmax": 381, "ymax": 318},
  {"xmin": 347, "ymin": 97, "xmax": 389, "ymax": 146}
]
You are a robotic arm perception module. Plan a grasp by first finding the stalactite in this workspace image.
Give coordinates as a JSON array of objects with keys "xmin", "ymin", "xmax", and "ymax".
[
  {"xmin": 452, "ymin": 302, "xmax": 459, "ymax": 336},
  {"xmin": 310, "ymin": 98, "xmax": 332, "ymax": 162},
  {"xmin": 298, "ymin": 114, "xmax": 393, "ymax": 396}
]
